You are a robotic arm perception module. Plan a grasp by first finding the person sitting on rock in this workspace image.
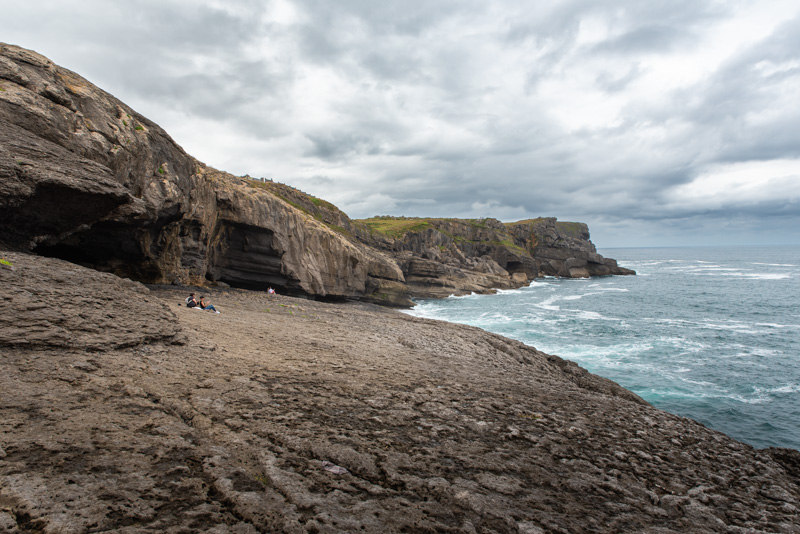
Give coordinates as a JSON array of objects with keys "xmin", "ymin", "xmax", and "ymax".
[
  {"xmin": 186, "ymin": 293, "xmax": 199, "ymax": 308},
  {"xmin": 267, "ymin": 287, "xmax": 276, "ymax": 295},
  {"xmin": 199, "ymin": 296, "xmax": 220, "ymax": 313}
]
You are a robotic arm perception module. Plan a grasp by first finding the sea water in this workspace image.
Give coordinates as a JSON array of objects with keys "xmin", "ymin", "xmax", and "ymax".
[{"xmin": 406, "ymin": 246, "xmax": 800, "ymax": 451}]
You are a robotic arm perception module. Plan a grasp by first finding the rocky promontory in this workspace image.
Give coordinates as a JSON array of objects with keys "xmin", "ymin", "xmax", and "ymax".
[
  {"xmin": 0, "ymin": 43, "xmax": 631, "ymax": 307},
  {"xmin": 1, "ymin": 250, "xmax": 799, "ymax": 533},
  {"xmin": 354, "ymin": 216, "xmax": 634, "ymax": 299}
]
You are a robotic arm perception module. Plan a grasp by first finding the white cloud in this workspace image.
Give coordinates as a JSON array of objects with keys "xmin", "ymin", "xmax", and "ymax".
[{"xmin": 668, "ymin": 160, "xmax": 800, "ymax": 209}]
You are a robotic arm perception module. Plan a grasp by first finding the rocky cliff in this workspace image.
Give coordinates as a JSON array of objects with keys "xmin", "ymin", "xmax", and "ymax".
[
  {"xmin": 354, "ymin": 216, "xmax": 634, "ymax": 298},
  {"xmin": 0, "ymin": 43, "xmax": 631, "ymax": 306},
  {"xmin": 0, "ymin": 44, "xmax": 411, "ymax": 306}
]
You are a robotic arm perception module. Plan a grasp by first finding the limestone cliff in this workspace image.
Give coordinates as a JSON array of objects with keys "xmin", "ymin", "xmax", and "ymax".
[
  {"xmin": 0, "ymin": 43, "xmax": 631, "ymax": 306},
  {"xmin": 354, "ymin": 216, "xmax": 634, "ymax": 298}
]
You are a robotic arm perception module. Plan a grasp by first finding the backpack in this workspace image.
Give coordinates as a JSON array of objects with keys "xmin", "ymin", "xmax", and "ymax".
[{"xmin": 186, "ymin": 297, "xmax": 196, "ymax": 307}]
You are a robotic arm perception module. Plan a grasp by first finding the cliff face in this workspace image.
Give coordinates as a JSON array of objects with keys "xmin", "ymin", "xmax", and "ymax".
[
  {"xmin": 0, "ymin": 44, "xmax": 411, "ymax": 306},
  {"xmin": 356, "ymin": 216, "xmax": 634, "ymax": 299},
  {"xmin": 0, "ymin": 43, "xmax": 631, "ymax": 305}
]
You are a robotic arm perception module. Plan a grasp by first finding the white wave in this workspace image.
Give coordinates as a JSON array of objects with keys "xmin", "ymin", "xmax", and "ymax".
[
  {"xmin": 684, "ymin": 270, "xmax": 791, "ymax": 280},
  {"xmin": 688, "ymin": 266, "xmax": 739, "ymax": 271},
  {"xmin": 751, "ymin": 262, "xmax": 796, "ymax": 267},
  {"xmin": 763, "ymin": 384, "xmax": 800, "ymax": 394},
  {"xmin": 595, "ymin": 287, "xmax": 630, "ymax": 292},
  {"xmin": 559, "ymin": 342, "xmax": 654, "ymax": 362},
  {"xmin": 496, "ymin": 288, "xmax": 525, "ymax": 295},
  {"xmin": 628, "ymin": 261, "xmax": 671, "ymax": 266},
  {"xmin": 700, "ymin": 322, "xmax": 761, "ymax": 335},
  {"xmin": 449, "ymin": 292, "xmax": 479, "ymax": 299},
  {"xmin": 403, "ymin": 308, "xmax": 446, "ymax": 320},
  {"xmin": 734, "ymin": 347, "xmax": 784, "ymax": 358},
  {"xmin": 655, "ymin": 336, "xmax": 707, "ymax": 354},
  {"xmin": 754, "ymin": 322, "xmax": 800, "ymax": 329},
  {"xmin": 644, "ymin": 385, "xmax": 772, "ymax": 405},
  {"xmin": 728, "ymin": 394, "xmax": 770, "ymax": 405},
  {"xmin": 573, "ymin": 310, "xmax": 611, "ymax": 321},
  {"xmin": 679, "ymin": 377, "xmax": 717, "ymax": 387},
  {"xmin": 561, "ymin": 294, "xmax": 592, "ymax": 301},
  {"xmin": 654, "ymin": 318, "xmax": 697, "ymax": 327},
  {"xmin": 535, "ymin": 296, "xmax": 561, "ymax": 311},
  {"xmin": 743, "ymin": 273, "xmax": 792, "ymax": 280},
  {"xmin": 481, "ymin": 312, "xmax": 513, "ymax": 322}
]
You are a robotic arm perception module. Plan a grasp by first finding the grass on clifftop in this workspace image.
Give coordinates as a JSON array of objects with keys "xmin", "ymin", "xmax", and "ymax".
[
  {"xmin": 505, "ymin": 218, "xmax": 586, "ymax": 239},
  {"xmin": 554, "ymin": 221, "xmax": 587, "ymax": 238},
  {"xmin": 504, "ymin": 218, "xmax": 549, "ymax": 226},
  {"xmin": 244, "ymin": 178, "xmax": 354, "ymax": 238},
  {"xmin": 358, "ymin": 217, "xmax": 433, "ymax": 238}
]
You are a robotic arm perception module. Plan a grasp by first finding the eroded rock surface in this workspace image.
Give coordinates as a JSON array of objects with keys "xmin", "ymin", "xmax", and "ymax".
[{"xmin": 1, "ymin": 252, "xmax": 798, "ymax": 533}]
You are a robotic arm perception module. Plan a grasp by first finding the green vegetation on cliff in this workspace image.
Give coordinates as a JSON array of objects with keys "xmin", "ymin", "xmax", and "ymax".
[
  {"xmin": 359, "ymin": 217, "xmax": 433, "ymax": 238},
  {"xmin": 357, "ymin": 216, "xmax": 532, "ymax": 256},
  {"xmin": 504, "ymin": 218, "xmax": 548, "ymax": 226},
  {"xmin": 244, "ymin": 178, "xmax": 353, "ymax": 237},
  {"xmin": 359, "ymin": 216, "xmax": 501, "ymax": 239},
  {"xmin": 554, "ymin": 221, "xmax": 587, "ymax": 239}
]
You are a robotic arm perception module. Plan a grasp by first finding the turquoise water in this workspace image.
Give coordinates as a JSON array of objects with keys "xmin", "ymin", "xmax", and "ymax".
[{"xmin": 406, "ymin": 246, "xmax": 800, "ymax": 451}]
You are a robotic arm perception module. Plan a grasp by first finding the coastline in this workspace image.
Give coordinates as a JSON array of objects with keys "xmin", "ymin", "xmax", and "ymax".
[
  {"xmin": 408, "ymin": 245, "xmax": 800, "ymax": 451},
  {"xmin": 2, "ymin": 251, "xmax": 799, "ymax": 533}
]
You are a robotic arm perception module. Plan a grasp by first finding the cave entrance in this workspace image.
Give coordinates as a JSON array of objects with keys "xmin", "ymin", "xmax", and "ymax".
[{"xmin": 206, "ymin": 222, "xmax": 310, "ymax": 297}]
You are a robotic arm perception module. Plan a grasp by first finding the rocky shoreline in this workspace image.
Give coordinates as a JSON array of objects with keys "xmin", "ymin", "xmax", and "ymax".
[{"xmin": 2, "ymin": 250, "xmax": 799, "ymax": 533}]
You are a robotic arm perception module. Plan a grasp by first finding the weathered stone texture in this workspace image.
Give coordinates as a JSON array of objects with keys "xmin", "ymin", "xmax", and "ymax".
[{"xmin": 0, "ymin": 252, "xmax": 797, "ymax": 533}]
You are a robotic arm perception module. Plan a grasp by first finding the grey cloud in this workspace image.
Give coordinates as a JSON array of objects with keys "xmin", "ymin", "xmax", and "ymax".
[
  {"xmin": 590, "ymin": 25, "xmax": 692, "ymax": 54},
  {"xmin": 304, "ymin": 133, "xmax": 385, "ymax": 159},
  {"xmin": 664, "ymin": 16, "xmax": 800, "ymax": 166},
  {"xmin": 594, "ymin": 64, "xmax": 642, "ymax": 92},
  {"xmin": 295, "ymin": 0, "xmax": 478, "ymax": 36}
]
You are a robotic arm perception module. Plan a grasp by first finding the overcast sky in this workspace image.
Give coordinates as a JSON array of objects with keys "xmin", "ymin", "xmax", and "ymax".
[{"xmin": 3, "ymin": 0, "xmax": 800, "ymax": 246}]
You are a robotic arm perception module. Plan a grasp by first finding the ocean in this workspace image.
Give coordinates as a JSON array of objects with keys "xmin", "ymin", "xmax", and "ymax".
[{"xmin": 405, "ymin": 246, "xmax": 800, "ymax": 451}]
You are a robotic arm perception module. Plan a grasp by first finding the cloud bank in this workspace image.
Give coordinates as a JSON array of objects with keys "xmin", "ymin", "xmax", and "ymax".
[{"xmin": 3, "ymin": 0, "xmax": 800, "ymax": 246}]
